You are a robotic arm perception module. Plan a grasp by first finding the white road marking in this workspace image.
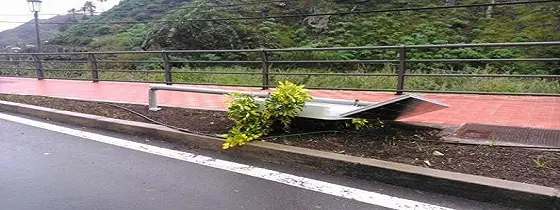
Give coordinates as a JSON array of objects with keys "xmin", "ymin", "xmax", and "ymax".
[{"xmin": 0, "ymin": 113, "xmax": 453, "ymax": 210}]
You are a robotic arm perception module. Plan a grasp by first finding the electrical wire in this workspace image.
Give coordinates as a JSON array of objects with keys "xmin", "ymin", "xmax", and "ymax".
[
  {"xmin": 0, "ymin": 13, "xmax": 70, "ymax": 16},
  {"xmin": 0, "ymin": 0, "xmax": 296, "ymax": 17},
  {"xmin": 0, "ymin": 0, "xmax": 555, "ymax": 25},
  {"xmin": 104, "ymin": 103, "xmax": 224, "ymax": 138},
  {"xmin": 106, "ymin": 102, "xmax": 341, "ymax": 141},
  {"xmin": 106, "ymin": 102, "xmax": 341, "ymax": 140},
  {"xmin": 177, "ymin": 0, "xmax": 297, "ymax": 9}
]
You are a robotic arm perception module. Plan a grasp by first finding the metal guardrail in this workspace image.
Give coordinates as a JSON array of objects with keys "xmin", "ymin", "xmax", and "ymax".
[
  {"xmin": 148, "ymin": 84, "xmax": 379, "ymax": 111},
  {"xmin": 0, "ymin": 41, "xmax": 559, "ymax": 96},
  {"xmin": 147, "ymin": 85, "xmax": 451, "ymax": 121}
]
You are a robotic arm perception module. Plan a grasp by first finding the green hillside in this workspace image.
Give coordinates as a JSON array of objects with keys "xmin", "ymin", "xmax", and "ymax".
[
  {"xmin": 50, "ymin": 0, "xmax": 560, "ymax": 49},
  {"xmin": 48, "ymin": 0, "xmax": 189, "ymax": 50},
  {"xmin": 2, "ymin": 0, "xmax": 557, "ymax": 93},
  {"xmin": 42, "ymin": 0, "xmax": 559, "ymax": 77}
]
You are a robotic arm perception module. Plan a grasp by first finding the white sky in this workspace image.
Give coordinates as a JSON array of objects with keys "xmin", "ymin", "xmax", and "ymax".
[{"xmin": 0, "ymin": 0, "xmax": 121, "ymax": 32}]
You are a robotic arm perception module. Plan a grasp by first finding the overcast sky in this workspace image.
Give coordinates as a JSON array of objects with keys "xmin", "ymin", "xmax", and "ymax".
[{"xmin": 0, "ymin": 0, "xmax": 121, "ymax": 32}]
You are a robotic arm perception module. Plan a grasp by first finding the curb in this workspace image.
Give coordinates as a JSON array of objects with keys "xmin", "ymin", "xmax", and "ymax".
[{"xmin": 1, "ymin": 100, "xmax": 558, "ymax": 209}]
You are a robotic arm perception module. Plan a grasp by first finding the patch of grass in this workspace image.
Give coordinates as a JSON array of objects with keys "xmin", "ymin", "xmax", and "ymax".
[
  {"xmin": 534, "ymin": 156, "xmax": 547, "ymax": 168},
  {"xmin": 488, "ymin": 136, "xmax": 498, "ymax": 147},
  {"xmin": 406, "ymin": 75, "xmax": 560, "ymax": 93},
  {"xmin": 173, "ymin": 66, "xmax": 261, "ymax": 85},
  {"xmin": 2, "ymin": 65, "xmax": 558, "ymax": 93},
  {"xmin": 97, "ymin": 71, "xmax": 165, "ymax": 82}
]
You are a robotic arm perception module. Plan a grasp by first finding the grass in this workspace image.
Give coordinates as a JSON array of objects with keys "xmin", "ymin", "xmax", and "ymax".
[
  {"xmin": 533, "ymin": 156, "xmax": 547, "ymax": 168},
  {"xmin": 1, "ymin": 65, "xmax": 559, "ymax": 93}
]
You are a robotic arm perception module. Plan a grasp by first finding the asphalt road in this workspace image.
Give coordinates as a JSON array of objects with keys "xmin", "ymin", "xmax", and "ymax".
[{"xmin": 0, "ymin": 113, "xmax": 511, "ymax": 210}]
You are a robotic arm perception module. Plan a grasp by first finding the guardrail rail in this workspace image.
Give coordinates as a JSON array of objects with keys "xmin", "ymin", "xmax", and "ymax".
[{"xmin": 1, "ymin": 41, "xmax": 559, "ymax": 96}]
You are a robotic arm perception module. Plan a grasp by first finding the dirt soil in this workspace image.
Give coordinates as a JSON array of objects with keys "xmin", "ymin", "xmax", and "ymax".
[{"xmin": 1, "ymin": 94, "xmax": 559, "ymax": 188}]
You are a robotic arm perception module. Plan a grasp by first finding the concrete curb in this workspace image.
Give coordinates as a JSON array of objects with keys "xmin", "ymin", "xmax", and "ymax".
[{"xmin": 1, "ymin": 100, "xmax": 558, "ymax": 209}]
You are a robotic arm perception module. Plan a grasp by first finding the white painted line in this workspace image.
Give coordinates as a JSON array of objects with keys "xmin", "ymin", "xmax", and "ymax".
[{"xmin": 0, "ymin": 113, "xmax": 453, "ymax": 210}]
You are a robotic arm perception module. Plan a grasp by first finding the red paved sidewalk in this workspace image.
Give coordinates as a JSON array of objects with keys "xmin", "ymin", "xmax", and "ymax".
[{"xmin": 1, "ymin": 77, "xmax": 559, "ymax": 130}]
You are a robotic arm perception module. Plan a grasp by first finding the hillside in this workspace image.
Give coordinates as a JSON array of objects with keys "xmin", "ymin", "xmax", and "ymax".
[
  {"xmin": 48, "ymin": 0, "xmax": 189, "ymax": 50},
  {"xmin": 45, "ymin": 0, "xmax": 560, "ymax": 74},
  {"xmin": 0, "ymin": 15, "xmax": 80, "ymax": 49},
  {"xmin": 143, "ymin": 0, "xmax": 560, "ymax": 49},
  {"xmin": 50, "ymin": 0, "xmax": 560, "ymax": 49}
]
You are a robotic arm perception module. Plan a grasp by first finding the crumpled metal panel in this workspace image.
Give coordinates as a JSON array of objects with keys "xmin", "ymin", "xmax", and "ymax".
[
  {"xmin": 340, "ymin": 95, "xmax": 448, "ymax": 120},
  {"xmin": 257, "ymin": 94, "xmax": 447, "ymax": 121}
]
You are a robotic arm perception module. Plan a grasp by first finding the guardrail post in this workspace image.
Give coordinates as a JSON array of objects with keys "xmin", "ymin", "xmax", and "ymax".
[
  {"xmin": 161, "ymin": 51, "xmax": 173, "ymax": 85},
  {"xmin": 148, "ymin": 89, "xmax": 161, "ymax": 111},
  {"xmin": 396, "ymin": 45, "xmax": 407, "ymax": 95},
  {"xmin": 88, "ymin": 53, "xmax": 99, "ymax": 82},
  {"xmin": 261, "ymin": 49, "xmax": 270, "ymax": 90},
  {"xmin": 31, "ymin": 54, "xmax": 44, "ymax": 80}
]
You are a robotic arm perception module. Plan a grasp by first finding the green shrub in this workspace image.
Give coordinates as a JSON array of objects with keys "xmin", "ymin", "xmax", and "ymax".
[
  {"xmin": 348, "ymin": 118, "xmax": 370, "ymax": 130},
  {"xmin": 223, "ymin": 93, "xmax": 269, "ymax": 149},
  {"xmin": 264, "ymin": 81, "xmax": 313, "ymax": 130},
  {"xmin": 223, "ymin": 81, "xmax": 312, "ymax": 149},
  {"xmin": 94, "ymin": 25, "xmax": 113, "ymax": 36}
]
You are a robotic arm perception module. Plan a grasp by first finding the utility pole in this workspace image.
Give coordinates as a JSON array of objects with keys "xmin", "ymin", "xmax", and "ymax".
[
  {"xmin": 33, "ymin": 11, "xmax": 41, "ymax": 52},
  {"xmin": 27, "ymin": 0, "xmax": 43, "ymax": 52},
  {"xmin": 27, "ymin": 0, "xmax": 44, "ymax": 80}
]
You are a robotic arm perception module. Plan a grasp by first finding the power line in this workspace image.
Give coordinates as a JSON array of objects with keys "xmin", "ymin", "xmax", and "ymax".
[
  {"xmin": 0, "ymin": 14, "xmax": 55, "ymax": 16},
  {"xmin": 0, "ymin": 0, "xmax": 556, "ymax": 25},
  {"xmin": 0, "ymin": 0, "xmax": 295, "ymax": 17},
  {"xmin": 0, "ymin": 21, "xmax": 30, "ymax": 24},
  {"xmin": 206, "ymin": 0, "xmax": 559, "ymax": 21},
  {"xmin": 180, "ymin": 0, "xmax": 295, "ymax": 9}
]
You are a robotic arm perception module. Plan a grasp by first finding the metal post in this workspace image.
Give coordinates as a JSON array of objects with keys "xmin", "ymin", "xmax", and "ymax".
[
  {"xmin": 33, "ymin": 11, "xmax": 41, "ymax": 53},
  {"xmin": 396, "ymin": 45, "xmax": 407, "ymax": 95},
  {"xmin": 161, "ymin": 51, "xmax": 172, "ymax": 85},
  {"xmin": 31, "ymin": 54, "xmax": 44, "ymax": 80},
  {"xmin": 88, "ymin": 53, "xmax": 99, "ymax": 82},
  {"xmin": 261, "ymin": 49, "xmax": 270, "ymax": 90},
  {"xmin": 148, "ymin": 89, "xmax": 161, "ymax": 111}
]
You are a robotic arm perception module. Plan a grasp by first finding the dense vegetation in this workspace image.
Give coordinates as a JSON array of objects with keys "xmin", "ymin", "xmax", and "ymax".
[
  {"xmin": 51, "ymin": 0, "xmax": 560, "ymax": 49},
  {"xmin": 49, "ymin": 0, "xmax": 188, "ymax": 51},
  {"xmin": 1, "ymin": 0, "xmax": 559, "ymax": 93},
  {"xmin": 45, "ymin": 0, "xmax": 559, "ymax": 72}
]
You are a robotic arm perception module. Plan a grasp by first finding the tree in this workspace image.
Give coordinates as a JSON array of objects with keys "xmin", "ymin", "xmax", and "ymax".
[
  {"xmin": 82, "ymin": 1, "xmax": 97, "ymax": 16},
  {"xmin": 67, "ymin": 8, "xmax": 78, "ymax": 19},
  {"xmin": 81, "ymin": 6, "xmax": 87, "ymax": 16}
]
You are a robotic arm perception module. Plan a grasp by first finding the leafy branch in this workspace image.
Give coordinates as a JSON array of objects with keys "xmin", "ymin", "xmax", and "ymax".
[{"xmin": 223, "ymin": 81, "xmax": 311, "ymax": 149}]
